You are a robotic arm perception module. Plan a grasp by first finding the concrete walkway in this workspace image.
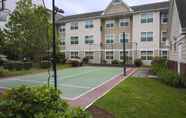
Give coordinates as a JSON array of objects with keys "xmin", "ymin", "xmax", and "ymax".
[{"xmin": 132, "ymin": 68, "xmax": 150, "ymax": 78}]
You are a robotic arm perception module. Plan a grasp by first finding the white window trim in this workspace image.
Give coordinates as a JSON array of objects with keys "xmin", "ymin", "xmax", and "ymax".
[
  {"xmin": 119, "ymin": 33, "xmax": 129, "ymax": 43},
  {"xmin": 105, "ymin": 20, "xmax": 115, "ymax": 28},
  {"xmin": 141, "ymin": 12, "xmax": 153, "ymax": 24},
  {"xmin": 105, "ymin": 51, "xmax": 114, "ymax": 60},
  {"xmin": 140, "ymin": 50, "xmax": 154, "ymax": 60},
  {"xmin": 141, "ymin": 32, "xmax": 153, "ymax": 42},
  {"xmin": 119, "ymin": 19, "xmax": 129, "ymax": 27},
  {"xmin": 70, "ymin": 36, "xmax": 79, "ymax": 45},
  {"xmin": 70, "ymin": 52, "xmax": 79, "ymax": 58},
  {"xmin": 85, "ymin": 20, "xmax": 94, "ymax": 29},
  {"xmin": 105, "ymin": 33, "xmax": 114, "ymax": 44},
  {"xmin": 85, "ymin": 35, "xmax": 94, "ymax": 44}
]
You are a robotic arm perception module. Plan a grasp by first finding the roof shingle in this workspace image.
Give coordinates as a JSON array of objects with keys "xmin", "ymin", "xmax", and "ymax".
[{"xmin": 175, "ymin": 0, "xmax": 186, "ymax": 30}]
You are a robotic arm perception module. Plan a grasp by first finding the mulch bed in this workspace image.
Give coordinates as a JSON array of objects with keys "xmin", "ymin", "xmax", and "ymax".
[{"xmin": 87, "ymin": 106, "xmax": 114, "ymax": 118}]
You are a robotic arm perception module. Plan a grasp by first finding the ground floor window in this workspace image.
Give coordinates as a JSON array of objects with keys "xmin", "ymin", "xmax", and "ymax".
[
  {"xmin": 160, "ymin": 51, "xmax": 168, "ymax": 59},
  {"xmin": 106, "ymin": 52, "xmax": 113, "ymax": 60},
  {"xmin": 85, "ymin": 52, "xmax": 94, "ymax": 59},
  {"xmin": 141, "ymin": 51, "xmax": 153, "ymax": 60},
  {"xmin": 71, "ymin": 52, "xmax": 79, "ymax": 58},
  {"xmin": 120, "ymin": 51, "xmax": 129, "ymax": 60}
]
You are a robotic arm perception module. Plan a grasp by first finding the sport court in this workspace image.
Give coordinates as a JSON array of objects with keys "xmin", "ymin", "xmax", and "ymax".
[{"xmin": 0, "ymin": 66, "xmax": 127, "ymax": 100}]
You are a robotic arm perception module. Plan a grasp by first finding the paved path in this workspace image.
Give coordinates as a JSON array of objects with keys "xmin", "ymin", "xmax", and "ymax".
[
  {"xmin": 132, "ymin": 68, "xmax": 150, "ymax": 78},
  {"xmin": 66, "ymin": 68, "xmax": 137, "ymax": 109}
]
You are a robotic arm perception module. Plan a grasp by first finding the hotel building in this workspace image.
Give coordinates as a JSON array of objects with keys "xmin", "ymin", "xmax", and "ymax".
[{"xmin": 56, "ymin": 0, "xmax": 169, "ymax": 65}]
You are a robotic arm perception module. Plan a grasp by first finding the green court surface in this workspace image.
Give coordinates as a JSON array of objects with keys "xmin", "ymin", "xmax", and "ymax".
[{"xmin": 0, "ymin": 66, "xmax": 123, "ymax": 100}]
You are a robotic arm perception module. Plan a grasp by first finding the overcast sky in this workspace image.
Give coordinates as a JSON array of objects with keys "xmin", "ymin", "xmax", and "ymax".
[{"xmin": 43, "ymin": 0, "xmax": 168, "ymax": 16}]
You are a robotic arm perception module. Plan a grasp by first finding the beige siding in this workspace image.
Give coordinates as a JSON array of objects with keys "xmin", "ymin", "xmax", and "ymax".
[
  {"xmin": 169, "ymin": 0, "xmax": 182, "ymax": 62},
  {"xmin": 104, "ymin": 3, "xmax": 129, "ymax": 15}
]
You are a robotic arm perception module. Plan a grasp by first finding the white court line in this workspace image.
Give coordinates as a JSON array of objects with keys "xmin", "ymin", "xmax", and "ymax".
[
  {"xmin": 62, "ymin": 69, "xmax": 102, "ymax": 79},
  {"xmin": 13, "ymin": 79, "xmax": 46, "ymax": 84},
  {"xmin": 84, "ymin": 69, "xmax": 137, "ymax": 110},
  {"xmin": 0, "ymin": 78, "xmax": 91, "ymax": 90},
  {"xmin": 63, "ymin": 69, "xmax": 126, "ymax": 101}
]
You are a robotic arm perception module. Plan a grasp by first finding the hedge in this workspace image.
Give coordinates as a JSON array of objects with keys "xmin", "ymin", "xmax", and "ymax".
[
  {"xmin": 151, "ymin": 57, "xmax": 185, "ymax": 88},
  {"xmin": 0, "ymin": 86, "xmax": 91, "ymax": 118}
]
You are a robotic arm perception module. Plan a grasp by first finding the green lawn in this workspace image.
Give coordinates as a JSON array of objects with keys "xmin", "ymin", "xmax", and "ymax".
[
  {"xmin": 0, "ymin": 64, "xmax": 71, "ymax": 78},
  {"xmin": 94, "ymin": 77, "xmax": 186, "ymax": 118}
]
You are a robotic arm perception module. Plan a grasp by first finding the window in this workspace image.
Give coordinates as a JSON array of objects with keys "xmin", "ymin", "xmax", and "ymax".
[
  {"xmin": 161, "ymin": 32, "xmax": 167, "ymax": 41},
  {"xmin": 70, "ymin": 36, "xmax": 79, "ymax": 45},
  {"xmin": 85, "ymin": 20, "xmax": 94, "ymax": 28},
  {"xmin": 70, "ymin": 22, "xmax": 78, "ymax": 30},
  {"xmin": 85, "ymin": 52, "xmax": 94, "ymax": 59},
  {"xmin": 0, "ymin": 0, "xmax": 5, "ymax": 10},
  {"xmin": 106, "ymin": 52, "xmax": 113, "ymax": 60},
  {"xmin": 120, "ymin": 51, "xmax": 129, "ymax": 60},
  {"xmin": 120, "ymin": 33, "xmax": 129, "ymax": 43},
  {"xmin": 105, "ymin": 34, "xmax": 114, "ymax": 44},
  {"xmin": 105, "ymin": 20, "xmax": 115, "ymax": 28},
  {"xmin": 141, "ymin": 13, "xmax": 153, "ymax": 23},
  {"xmin": 59, "ymin": 25, "xmax": 65, "ymax": 32},
  {"xmin": 160, "ymin": 51, "xmax": 168, "ymax": 59},
  {"xmin": 113, "ymin": 0, "xmax": 121, "ymax": 4},
  {"xmin": 0, "ymin": 12, "xmax": 8, "ymax": 21},
  {"xmin": 61, "ymin": 41, "xmax": 65, "ymax": 45},
  {"xmin": 161, "ymin": 13, "xmax": 168, "ymax": 24},
  {"xmin": 71, "ymin": 52, "xmax": 79, "ymax": 58},
  {"xmin": 141, "ymin": 32, "xmax": 153, "ymax": 41},
  {"xmin": 141, "ymin": 51, "xmax": 153, "ymax": 60},
  {"xmin": 120, "ymin": 19, "xmax": 129, "ymax": 27},
  {"xmin": 85, "ymin": 35, "xmax": 94, "ymax": 44}
]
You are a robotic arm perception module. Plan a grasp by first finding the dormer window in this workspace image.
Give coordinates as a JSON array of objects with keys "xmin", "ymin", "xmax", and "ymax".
[{"xmin": 112, "ymin": 0, "xmax": 121, "ymax": 4}]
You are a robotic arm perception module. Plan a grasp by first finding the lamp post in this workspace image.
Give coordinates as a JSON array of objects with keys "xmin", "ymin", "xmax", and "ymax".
[
  {"xmin": 123, "ymin": 32, "xmax": 127, "ymax": 76},
  {"xmin": 52, "ymin": 0, "xmax": 64, "ymax": 89}
]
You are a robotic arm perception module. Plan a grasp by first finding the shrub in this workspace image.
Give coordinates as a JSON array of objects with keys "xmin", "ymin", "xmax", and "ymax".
[
  {"xmin": 0, "ymin": 69, "xmax": 9, "ymax": 77},
  {"xmin": 82, "ymin": 57, "xmax": 89, "ymax": 64},
  {"xmin": 134, "ymin": 59, "xmax": 143, "ymax": 67},
  {"xmin": 151, "ymin": 57, "xmax": 167, "ymax": 66},
  {"xmin": 101, "ymin": 60, "xmax": 107, "ymax": 64},
  {"xmin": 40, "ymin": 60, "xmax": 51, "ymax": 69},
  {"xmin": 14, "ymin": 61, "xmax": 24, "ymax": 71},
  {"xmin": 181, "ymin": 74, "xmax": 186, "ymax": 87},
  {"xmin": 3, "ymin": 61, "xmax": 24, "ymax": 71},
  {"xmin": 152, "ymin": 58, "xmax": 185, "ymax": 88},
  {"xmin": 56, "ymin": 52, "xmax": 66, "ymax": 64},
  {"xmin": 0, "ymin": 86, "xmax": 91, "ymax": 118},
  {"xmin": 112, "ymin": 60, "xmax": 120, "ymax": 65},
  {"xmin": 66, "ymin": 59, "xmax": 81, "ymax": 67},
  {"xmin": 3, "ymin": 62, "xmax": 14, "ymax": 70},
  {"xmin": 23, "ymin": 62, "xmax": 32, "ymax": 70}
]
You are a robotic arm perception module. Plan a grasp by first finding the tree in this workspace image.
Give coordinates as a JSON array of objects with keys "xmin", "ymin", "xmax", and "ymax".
[
  {"xmin": 0, "ymin": 29, "xmax": 5, "ymax": 54},
  {"xmin": 4, "ymin": 0, "xmax": 59, "ymax": 62}
]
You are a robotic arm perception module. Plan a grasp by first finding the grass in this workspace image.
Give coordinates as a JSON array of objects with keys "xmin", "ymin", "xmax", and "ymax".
[
  {"xmin": 94, "ymin": 77, "xmax": 186, "ymax": 118},
  {"xmin": 0, "ymin": 64, "xmax": 71, "ymax": 78}
]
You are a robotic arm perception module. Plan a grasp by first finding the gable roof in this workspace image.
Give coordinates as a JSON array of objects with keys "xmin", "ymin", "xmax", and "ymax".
[
  {"xmin": 56, "ymin": 11, "xmax": 103, "ymax": 24},
  {"xmin": 56, "ymin": 1, "xmax": 169, "ymax": 24},
  {"xmin": 175, "ymin": 0, "xmax": 186, "ymax": 33},
  {"xmin": 103, "ymin": 0, "xmax": 130, "ymax": 15},
  {"xmin": 132, "ymin": 1, "xmax": 169, "ymax": 12}
]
